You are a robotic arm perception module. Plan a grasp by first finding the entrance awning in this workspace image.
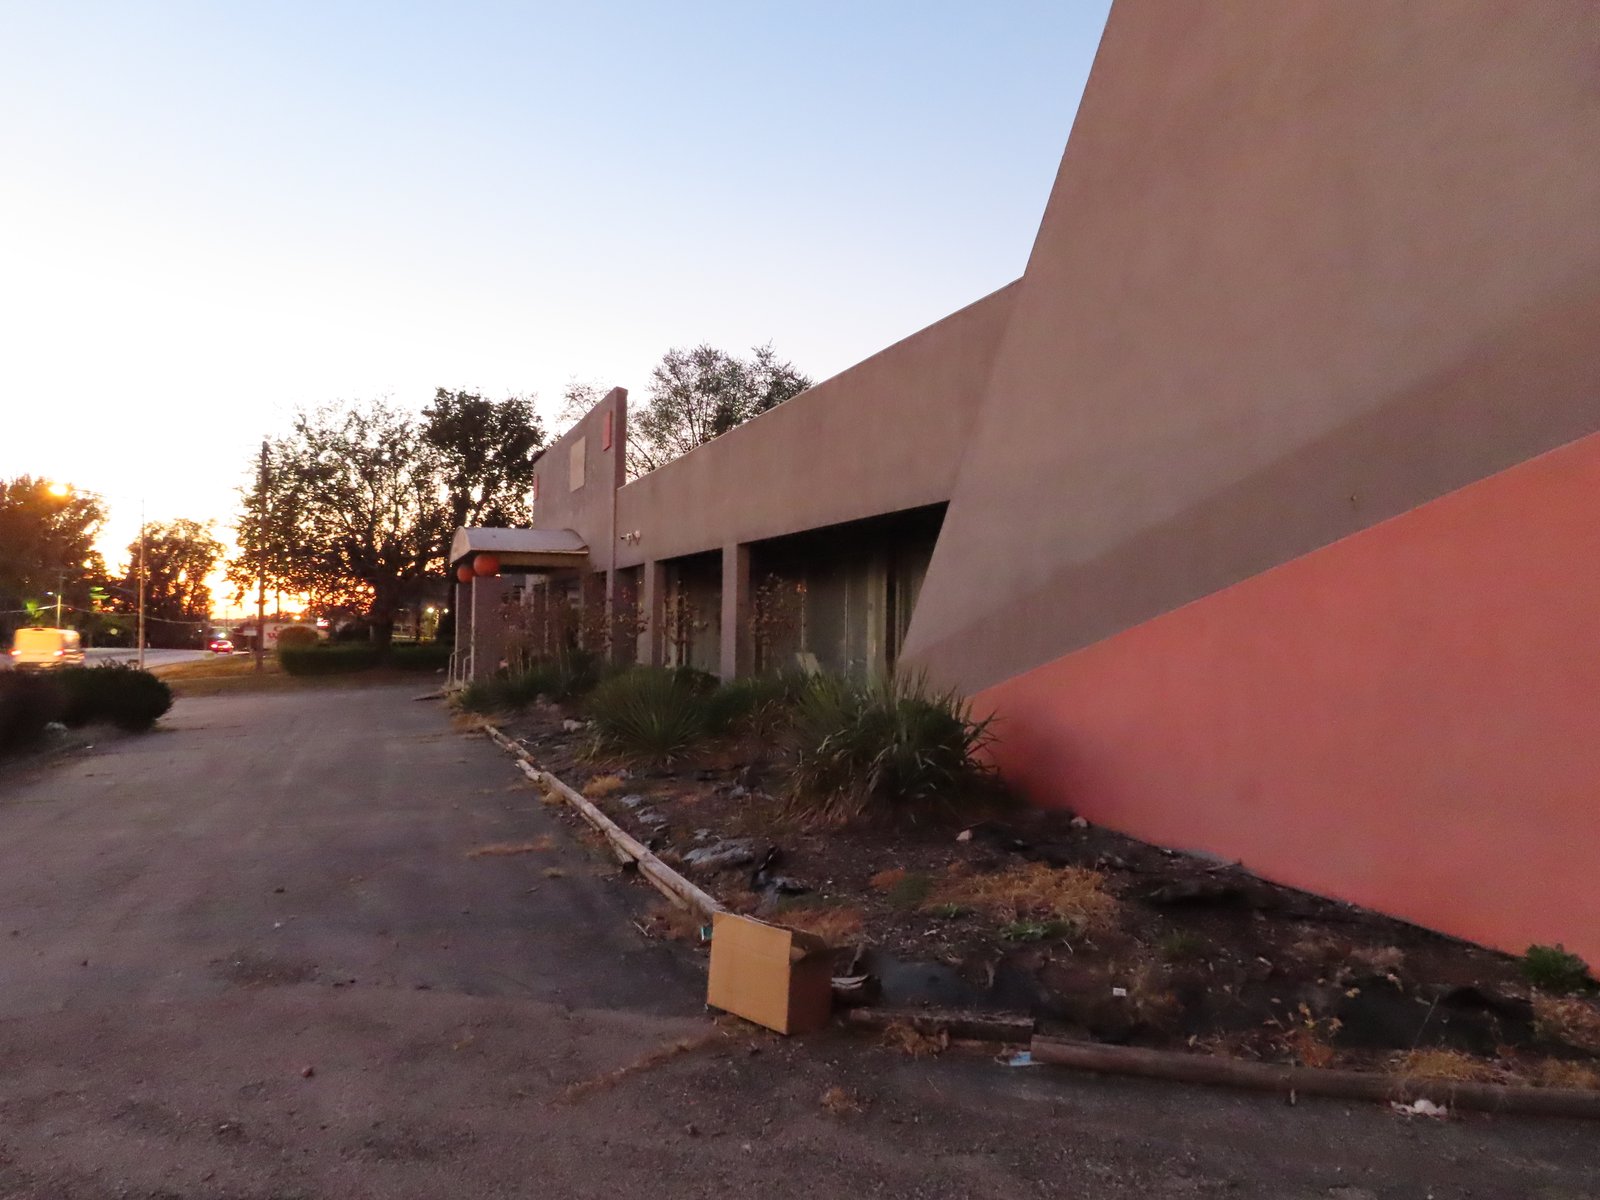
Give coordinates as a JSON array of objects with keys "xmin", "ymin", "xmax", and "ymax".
[{"xmin": 449, "ymin": 527, "xmax": 589, "ymax": 571}]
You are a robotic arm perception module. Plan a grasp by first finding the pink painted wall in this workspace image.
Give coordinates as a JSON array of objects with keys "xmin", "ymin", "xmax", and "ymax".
[{"xmin": 976, "ymin": 431, "xmax": 1600, "ymax": 968}]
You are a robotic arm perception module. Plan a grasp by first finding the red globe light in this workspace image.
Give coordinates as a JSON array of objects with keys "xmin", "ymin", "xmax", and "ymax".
[
  {"xmin": 473, "ymin": 553, "xmax": 500, "ymax": 577},
  {"xmin": 456, "ymin": 565, "xmax": 474, "ymax": 583}
]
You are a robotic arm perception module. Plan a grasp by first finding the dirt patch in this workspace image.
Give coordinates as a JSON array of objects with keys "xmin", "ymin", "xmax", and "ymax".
[
  {"xmin": 213, "ymin": 952, "xmax": 319, "ymax": 988},
  {"xmin": 495, "ymin": 702, "xmax": 1600, "ymax": 1090}
]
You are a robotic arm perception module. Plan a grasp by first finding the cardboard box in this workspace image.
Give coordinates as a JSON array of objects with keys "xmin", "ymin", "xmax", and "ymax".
[{"xmin": 706, "ymin": 912, "xmax": 834, "ymax": 1035}]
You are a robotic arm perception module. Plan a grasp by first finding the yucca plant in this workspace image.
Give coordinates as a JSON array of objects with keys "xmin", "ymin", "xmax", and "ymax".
[
  {"xmin": 584, "ymin": 667, "xmax": 714, "ymax": 763},
  {"xmin": 708, "ymin": 669, "xmax": 812, "ymax": 739},
  {"xmin": 785, "ymin": 672, "xmax": 1002, "ymax": 825}
]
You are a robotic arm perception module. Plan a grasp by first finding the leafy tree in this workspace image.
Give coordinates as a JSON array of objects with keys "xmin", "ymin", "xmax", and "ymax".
[
  {"xmin": 554, "ymin": 379, "xmax": 605, "ymax": 435},
  {"xmin": 231, "ymin": 402, "xmax": 456, "ymax": 655},
  {"xmin": 109, "ymin": 519, "xmax": 224, "ymax": 648},
  {"xmin": 420, "ymin": 389, "xmax": 547, "ymax": 531},
  {"xmin": 0, "ymin": 477, "xmax": 107, "ymax": 638},
  {"xmin": 627, "ymin": 344, "xmax": 811, "ymax": 477}
]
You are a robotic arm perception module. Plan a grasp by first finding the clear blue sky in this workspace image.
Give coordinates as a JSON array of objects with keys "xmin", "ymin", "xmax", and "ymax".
[{"xmin": 0, "ymin": 1, "xmax": 1111, "ymax": 588}]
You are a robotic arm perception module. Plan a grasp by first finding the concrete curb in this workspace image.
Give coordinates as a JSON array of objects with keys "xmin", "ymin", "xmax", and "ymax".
[{"xmin": 480, "ymin": 722, "xmax": 722, "ymax": 919}]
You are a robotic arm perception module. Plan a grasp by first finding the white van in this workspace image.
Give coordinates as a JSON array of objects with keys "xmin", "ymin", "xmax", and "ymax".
[{"xmin": 10, "ymin": 627, "xmax": 85, "ymax": 671}]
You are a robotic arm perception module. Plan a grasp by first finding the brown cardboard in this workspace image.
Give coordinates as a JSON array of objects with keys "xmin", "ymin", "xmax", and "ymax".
[{"xmin": 706, "ymin": 912, "xmax": 834, "ymax": 1035}]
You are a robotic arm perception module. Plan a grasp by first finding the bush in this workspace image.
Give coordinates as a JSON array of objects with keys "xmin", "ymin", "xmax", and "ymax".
[
  {"xmin": 389, "ymin": 642, "xmax": 451, "ymax": 672},
  {"xmin": 584, "ymin": 667, "xmax": 715, "ymax": 763},
  {"xmin": 1524, "ymin": 944, "xmax": 1594, "ymax": 993},
  {"xmin": 708, "ymin": 670, "xmax": 812, "ymax": 739},
  {"xmin": 0, "ymin": 672, "xmax": 66, "ymax": 752},
  {"xmin": 56, "ymin": 663, "xmax": 172, "ymax": 732},
  {"xmin": 785, "ymin": 672, "xmax": 1002, "ymax": 825},
  {"xmin": 274, "ymin": 625, "xmax": 320, "ymax": 650},
  {"xmin": 279, "ymin": 644, "xmax": 380, "ymax": 675},
  {"xmin": 457, "ymin": 652, "xmax": 603, "ymax": 714}
]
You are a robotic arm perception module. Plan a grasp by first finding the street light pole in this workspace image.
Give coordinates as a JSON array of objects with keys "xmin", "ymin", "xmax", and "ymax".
[{"xmin": 136, "ymin": 502, "xmax": 147, "ymax": 671}]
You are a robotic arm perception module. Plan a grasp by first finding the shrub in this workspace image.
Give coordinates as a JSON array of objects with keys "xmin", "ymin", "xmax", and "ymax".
[
  {"xmin": 784, "ymin": 673, "xmax": 1002, "ymax": 825},
  {"xmin": 708, "ymin": 670, "xmax": 811, "ymax": 739},
  {"xmin": 274, "ymin": 625, "xmax": 320, "ymax": 650},
  {"xmin": 389, "ymin": 642, "xmax": 451, "ymax": 672},
  {"xmin": 1524, "ymin": 944, "xmax": 1594, "ymax": 994},
  {"xmin": 457, "ymin": 653, "xmax": 603, "ymax": 714},
  {"xmin": 0, "ymin": 672, "xmax": 65, "ymax": 752},
  {"xmin": 279, "ymin": 644, "xmax": 380, "ymax": 675},
  {"xmin": 56, "ymin": 663, "xmax": 172, "ymax": 732},
  {"xmin": 584, "ymin": 667, "xmax": 714, "ymax": 763}
]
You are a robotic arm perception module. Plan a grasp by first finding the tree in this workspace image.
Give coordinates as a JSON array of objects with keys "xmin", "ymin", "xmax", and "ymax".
[
  {"xmin": 0, "ymin": 477, "xmax": 107, "ymax": 639},
  {"xmin": 231, "ymin": 402, "xmax": 456, "ymax": 655},
  {"xmin": 420, "ymin": 389, "xmax": 547, "ymax": 531},
  {"xmin": 111, "ymin": 520, "xmax": 224, "ymax": 648},
  {"xmin": 554, "ymin": 379, "xmax": 605, "ymax": 436},
  {"xmin": 627, "ymin": 344, "xmax": 812, "ymax": 477}
]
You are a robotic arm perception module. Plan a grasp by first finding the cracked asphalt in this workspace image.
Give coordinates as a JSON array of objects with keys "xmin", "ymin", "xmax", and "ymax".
[{"xmin": 0, "ymin": 683, "xmax": 1594, "ymax": 1199}]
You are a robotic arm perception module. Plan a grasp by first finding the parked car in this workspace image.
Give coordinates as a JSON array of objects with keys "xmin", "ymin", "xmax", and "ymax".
[
  {"xmin": 207, "ymin": 637, "xmax": 235, "ymax": 654},
  {"xmin": 9, "ymin": 627, "xmax": 85, "ymax": 671}
]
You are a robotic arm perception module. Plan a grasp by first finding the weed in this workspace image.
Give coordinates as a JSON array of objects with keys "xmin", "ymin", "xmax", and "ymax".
[
  {"xmin": 932, "ymin": 862, "xmax": 1116, "ymax": 934},
  {"xmin": 583, "ymin": 774, "xmax": 627, "ymax": 799},
  {"xmin": 584, "ymin": 668, "xmax": 714, "ymax": 763},
  {"xmin": 926, "ymin": 903, "xmax": 969, "ymax": 920},
  {"xmin": 869, "ymin": 867, "xmax": 908, "ymax": 892},
  {"xmin": 885, "ymin": 872, "xmax": 935, "ymax": 911},
  {"xmin": 465, "ymin": 836, "xmax": 554, "ymax": 858},
  {"xmin": 1349, "ymin": 945, "xmax": 1406, "ymax": 975},
  {"xmin": 1523, "ymin": 944, "xmax": 1594, "ymax": 993},
  {"xmin": 640, "ymin": 901, "xmax": 704, "ymax": 943},
  {"xmin": 1533, "ymin": 994, "xmax": 1600, "ymax": 1053},
  {"xmin": 1392, "ymin": 1048, "xmax": 1495, "ymax": 1083},
  {"xmin": 819, "ymin": 1085, "xmax": 864, "ymax": 1115},
  {"xmin": 776, "ymin": 903, "xmax": 864, "ymax": 948},
  {"xmin": 1531, "ymin": 1059, "xmax": 1600, "ymax": 1090},
  {"xmin": 1000, "ymin": 919, "xmax": 1072, "ymax": 943},
  {"xmin": 785, "ymin": 672, "xmax": 1003, "ymax": 825},
  {"xmin": 1157, "ymin": 929, "xmax": 1208, "ymax": 962},
  {"xmin": 541, "ymin": 867, "xmax": 566, "ymax": 879},
  {"xmin": 880, "ymin": 1021, "xmax": 948, "ymax": 1058}
]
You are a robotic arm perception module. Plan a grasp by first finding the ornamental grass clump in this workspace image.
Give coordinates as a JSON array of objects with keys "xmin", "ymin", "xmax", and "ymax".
[
  {"xmin": 707, "ymin": 669, "xmax": 812, "ymax": 739},
  {"xmin": 584, "ymin": 667, "xmax": 715, "ymax": 763},
  {"xmin": 784, "ymin": 673, "xmax": 1001, "ymax": 825}
]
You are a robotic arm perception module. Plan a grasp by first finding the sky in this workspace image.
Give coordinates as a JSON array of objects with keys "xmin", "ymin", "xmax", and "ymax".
[{"xmin": 0, "ymin": 1, "xmax": 1111, "ymax": 609}]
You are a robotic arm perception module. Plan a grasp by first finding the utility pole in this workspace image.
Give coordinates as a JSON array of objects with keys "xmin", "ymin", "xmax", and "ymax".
[
  {"xmin": 136, "ymin": 502, "xmax": 147, "ymax": 671},
  {"xmin": 255, "ymin": 439, "xmax": 268, "ymax": 673}
]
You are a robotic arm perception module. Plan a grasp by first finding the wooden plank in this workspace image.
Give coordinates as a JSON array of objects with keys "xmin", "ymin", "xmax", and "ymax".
[{"xmin": 1030, "ymin": 1036, "xmax": 1600, "ymax": 1120}]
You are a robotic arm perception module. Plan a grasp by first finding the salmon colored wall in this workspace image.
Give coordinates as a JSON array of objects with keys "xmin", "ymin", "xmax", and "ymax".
[{"xmin": 975, "ymin": 431, "xmax": 1600, "ymax": 968}]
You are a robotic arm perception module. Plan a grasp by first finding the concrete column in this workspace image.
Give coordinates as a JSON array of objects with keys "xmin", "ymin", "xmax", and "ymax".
[
  {"xmin": 453, "ymin": 580, "xmax": 473, "ymax": 683},
  {"xmin": 640, "ymin": 560, "xmax": 666, "ymax": 668},
  {"xmin": 469, "ymin": 575, "xmax": 510, "ymax": 681},
  {"xmin": 719, "ymin": 542, "xmax": 752, "ymax": 682}
]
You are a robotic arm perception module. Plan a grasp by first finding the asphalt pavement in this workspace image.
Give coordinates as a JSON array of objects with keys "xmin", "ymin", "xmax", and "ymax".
[{"xmin": 0, "ymin": 684, "xmax": 1595, "ymax": 1199}]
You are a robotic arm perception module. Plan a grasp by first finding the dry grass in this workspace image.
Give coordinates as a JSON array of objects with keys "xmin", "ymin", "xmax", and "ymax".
[
  {"xmin": 1530, "ymin": 1059, "xmax": 1600, "ymax": 1090},
  {"xmin": 541, "ymin": 867, "xmax": 566, "ymax": 879},
  {"xmin": 931, "ymin": 863, "xmax": 1116, "ymax": 932},
  {"xmin": 1350, "ymin": 945, "xmax": 1406, "ymax": 975},
  {"xmin": 558, "ymin": 1031, "xmax": 726, "ymax": 1103},
  {"xmin": 779, "ymin": 904, "xmax": 865, "ymax": 948},
  {"xmin": 465, "ymin": 835, "xmax": 555, "ymax": 858},
  {"xmin": 1391, "ymin": 1049, "xmax": 1496, "ymax": 1083},
  {"xmin": 869, "ymin": 868, "xmax": 908, "ymax": 892},
  {"xmin": 1533, "ymin": 994, "xmax": 1600, "ymax": 1054},
  {"xmin": 583, "ymin": 774, "xmax": 627, "ymax": 799},
  {"xmin": 880, "ymin": 1021, "xmax": 949, "ymax": 1058},
  {"xmin": 819, "ymin": 1085, "xmax": 865, "ymax": 1115},
  {"xmin": 640, "ymin": 901, "xmax": 703, "ymax": 943}
]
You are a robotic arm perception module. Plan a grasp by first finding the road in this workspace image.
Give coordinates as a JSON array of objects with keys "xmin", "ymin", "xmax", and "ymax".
[
  {"xmin": 0, "ymin": 685, "xmax": 1595, "ymax": 1199},
  {"xmin": 83, "ymin": 647, "xmax": 210, "ymax": 669}
]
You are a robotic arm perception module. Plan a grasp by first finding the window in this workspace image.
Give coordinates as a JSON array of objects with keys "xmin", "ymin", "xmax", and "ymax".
[{"xmin": 569, "ymin": 437, "xmax": 586, "ymax": 490}]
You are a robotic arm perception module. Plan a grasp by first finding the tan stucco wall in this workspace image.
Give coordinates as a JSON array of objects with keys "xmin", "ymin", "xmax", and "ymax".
[
  {"xmin": 529, "ymin": 387, "xmax": 628, "ymax": 565},
  {"xmin": 904, "ymin": 0, "xmax": 1600, "ymax": 691},
  {"xmin": 611, "ymin": 283, "xmax": 1018, "ymax": 568}
]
